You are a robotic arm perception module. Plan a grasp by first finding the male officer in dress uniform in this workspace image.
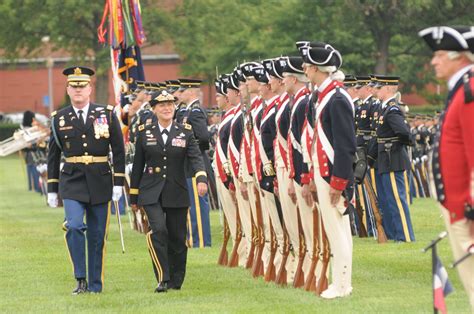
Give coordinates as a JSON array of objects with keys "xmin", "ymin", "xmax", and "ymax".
[
  {"xmin": 47, "ymin": 66, "xmax": 125, "ymax": 294},
  {"xmin": 368, "ymin": 75, "xmax": 415, "ymax": 242},
  {"xmin": 300, "ymin": 43, "xmax": 355, "ymax": 299},
  {"xmin": 176, "ymin": 79, "xmax": 212, "ymax": 248},
  {"xmin": 419, "ymin": 25, "xmax": 474, "ymax": 308}
]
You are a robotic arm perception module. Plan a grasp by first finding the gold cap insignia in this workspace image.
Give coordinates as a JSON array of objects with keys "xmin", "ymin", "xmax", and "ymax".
[{"xmin": 74, "ymin": 67, "xmax": 82, "ymax": 75}]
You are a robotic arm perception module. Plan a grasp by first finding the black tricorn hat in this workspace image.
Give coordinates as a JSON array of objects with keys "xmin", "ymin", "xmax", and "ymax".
[
  {"xmin": 299, "ymin": 43, "xmax": 342, "ymax": 68},
  {"xmin": 280, "ymin": 56, "xmax": 304, "ymax": 74},
  {"xmin": 262, "ymin": 58, "xmax": 284, "ymax": 79},
  {"xmin": 419, "ymin": 26, "xmax": 473, "ymax": 52},
  {"xmin": 253, "ymin": 65, "xmax": 270, "ymax": 84}
]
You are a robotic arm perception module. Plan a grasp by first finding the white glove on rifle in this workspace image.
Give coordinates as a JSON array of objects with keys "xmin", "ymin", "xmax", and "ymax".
[
  {"xmin": 48, "ymin": 193, "xmax": 58, "ymax": 208},
  {"xmin": 112, "ymin": 186, "xmax": 123, "ymax": 202}
]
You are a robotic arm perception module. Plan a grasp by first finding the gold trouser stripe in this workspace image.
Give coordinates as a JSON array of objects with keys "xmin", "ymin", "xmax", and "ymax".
[
  {"xmin": 101, "ymin": 202, "xmax": 111, "ymax": 287},
  {"xmin": 62, "ymin": 221, "xmax": 74, "ymax": 275},
  {"xmin": 48, "ymin": 179, "xmax": 59, "ymax": 183},
  {"xmin": 403, "ymin": 171, "xmax": 410, "ymax": 205},
  {"xmin": 357, "ymin": 184, "xmax": 367, "ymax": 230},
  {"xmin": 411, "ymin": 166, "xmax": 420, "ymax": 198},
  {"xmin": 187, "ymin": 208, "xmax": 193, "ymax": 248},
  {"xmin": 389, "ymin": 172, "xmax": 411, "ymax": 242},
  {"xmin": 192, "ymin": 177, "xmax": 204, "ymax": 248},
  {"xmin": 146, "ymin": 231, "xmax": 163, "ymax": 282},
  {"xmin": 370, "ymin": 168, "xmax": 377, "ymax": 195}
]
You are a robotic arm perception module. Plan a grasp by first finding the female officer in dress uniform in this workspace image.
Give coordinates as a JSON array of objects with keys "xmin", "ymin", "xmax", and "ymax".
[{"xmin": 130, "ymin": 90, "xmax": 208, "ymax": 293}]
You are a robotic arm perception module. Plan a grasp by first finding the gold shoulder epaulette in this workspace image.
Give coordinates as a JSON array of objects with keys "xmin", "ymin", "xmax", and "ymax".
[
  {"xmin": 138, "ymin": 124, "xmax": 145, "ymax": 131},
  {"xmin": 107, "ymin": 105, "xmax": 114, "ymax": 111},
  {"xmin": 51, "ymin": 110, "xmax": 57, "ymax": 117},
  {"xmin": 184, "ymin": 123, "xmax": 192, "ymax": 130}
]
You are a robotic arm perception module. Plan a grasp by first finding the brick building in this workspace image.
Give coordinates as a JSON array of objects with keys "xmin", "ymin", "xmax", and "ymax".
[{"xmin": 0, "ymin": 42, "xmax": 216, "ymax": 117}]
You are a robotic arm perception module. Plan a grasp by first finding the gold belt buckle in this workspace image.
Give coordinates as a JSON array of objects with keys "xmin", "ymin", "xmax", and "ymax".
[{"xmin": 82, "ymin": 155, "xmax": 93, "ymax": 165}]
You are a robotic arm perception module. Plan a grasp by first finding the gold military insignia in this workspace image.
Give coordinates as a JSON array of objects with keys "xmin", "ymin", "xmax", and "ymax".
[
  {"xmin": 74, "ymin": 67, "xmax": 82, "ymax": 75},
  {"xmin": 145, "ymin": 118, "xmax": 152, "ymax": 125},
  {"xmin": 138, "ymin": 124, "xmax": 145, "ymax": 131},
  {"xmin": 51, "ymin": 111, "xmax": 57, "ymax": 117},
  {"xmin": 379, "ymin": 116, "xmax": 384, "ymax": 124},
  {"xmin": 59, "ymin": 120, "xmax": 65, "ymax": 127},
  {"xmin": 184, "ymin": 123, "xmax": 192, "ymax": 130}
]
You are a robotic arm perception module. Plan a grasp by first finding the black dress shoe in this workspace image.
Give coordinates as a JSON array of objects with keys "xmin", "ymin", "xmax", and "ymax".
[
  {"xmin": 155, "ymin": 281, "xmax": 168, "ymax": 293},
  {"xmin": 72, "ymin": 279, "xmax": 88, "ymax": 295}
]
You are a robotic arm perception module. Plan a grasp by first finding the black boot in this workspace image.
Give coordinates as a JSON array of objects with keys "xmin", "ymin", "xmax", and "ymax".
[
  {"xmin": 154, "ymin": 281, "xmax": 168, "ymax": 293},
  {"xmin": 72, "ymin": 279, "xmax": 88, "ymax": 295}
]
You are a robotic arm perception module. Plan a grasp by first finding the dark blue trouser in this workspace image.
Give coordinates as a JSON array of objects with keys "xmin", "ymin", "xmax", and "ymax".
[
  {"xmin": 26, "ymin": 164, "xmax": 41, "ymax": 193},
  {"xmin": 63, "ymin": 199, "xmax": 110, "ymax": 292},
  {"xmin": 379, "ymin": 171, "xmax": 415, "ymax": 242},
  {"xmin": 186, "ymin": 177, "xmax": 211, "ymax": 248}
]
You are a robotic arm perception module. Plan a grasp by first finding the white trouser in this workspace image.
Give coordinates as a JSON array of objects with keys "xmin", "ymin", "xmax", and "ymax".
[
  {"xmin": 314, "ymin": 173, "xmax": 353, "ymax": 294},
  {"xmin": 232, "ymin": 178, "xmax": 254, "ymax": 266},
  {"xmin": 440, "ymin": 205, "xmax": 474, "ymax": 310},
  {"xmin": 260, "ymin": 188, "xmax": 285, "ymax": 274},
  {"xmin": 276, "ymin": 166, "xmax": 299, "ymax": 279}
]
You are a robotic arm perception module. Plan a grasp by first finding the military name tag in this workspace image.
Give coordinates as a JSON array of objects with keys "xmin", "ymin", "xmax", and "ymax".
[
  {"xmin": 172, "ymin": 138, "xmax": 186, "ymax": 147},
  {"xmin": 59, "ymin": 126, "xmax": 73, "ymax": 131}
]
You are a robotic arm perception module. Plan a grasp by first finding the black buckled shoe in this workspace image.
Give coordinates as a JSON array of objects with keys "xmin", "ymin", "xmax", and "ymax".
[
  {"xmin": 168, "ymin": 282, "xmax": 181, "ymax": 290},
  {"xmin": 72, "ymin": 279, "xmax": 88, "ymax": 295},
  {"xmin": 155, "ymin": 281, "xmax": 168, "ymax": 293}
]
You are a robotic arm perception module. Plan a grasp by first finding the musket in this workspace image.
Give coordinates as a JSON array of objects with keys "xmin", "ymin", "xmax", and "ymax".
[
  {"xmin": 315, "ymin": 220, "xmax": 330, "ymax": 295},
  {"xmin": 245, "ymin": 212, "xmax": 256, "ymax": 269},
  {"xmin": 251, "ymin": 186, "xmax": 265, "ymax": 277},
  {"xmin": 228, "ymin": 207, "xmax": 243, "ymax": 267},
  {"xmin": 264, "ymin": 219, "xmax": 277, "ymax": 282},
  {"xmin": 275, "ymin": 225, "xmax": 290, "ymax": 285},
  {"xmin": 218, "ymin": 215, "xmax": 230, "ymax": 266},
  {"xmin": 363, "ymin": 175, "xmax": 388, "ymax": 243},
  {"xmin": 354, "ymin": 185, "xmax": 368, "ymax": 237},
  {"xmin": 292, "ymin": 207, "xmax": 306, "ymax": 288},
  {"xmin": 113, "ymin": 200, "xmax": 126, "ymax": 253},
  {"xmin": 304, "ymin": 204, "xmax": 321, "ymax": 292}
]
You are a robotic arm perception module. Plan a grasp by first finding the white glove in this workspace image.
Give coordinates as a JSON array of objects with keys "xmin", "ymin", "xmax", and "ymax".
[
  {"xmin": 421, "ymin": 155, "xmax": 428, "ymax": 162},
  {"xmin": 126, "ymin": 164, "xmax": 133, "ymax": 176},
  {"xmin": 112, "ymin": 186, "xmax": 123, "ymax": 202},
  {"xmin": 48, "ymin": 193, "xmax": 58, "ymax": 208}
]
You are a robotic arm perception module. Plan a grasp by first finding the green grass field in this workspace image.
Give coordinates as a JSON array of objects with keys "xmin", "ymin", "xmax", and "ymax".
[{"xmin": 0, "ymin": 155, "xmax": 471, "ymax": 313}]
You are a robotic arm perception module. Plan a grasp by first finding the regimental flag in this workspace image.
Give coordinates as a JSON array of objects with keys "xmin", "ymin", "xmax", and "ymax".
[
  {"xmin": 433, "ymin": 253, "xmax": 453, "ymax": 314},
  {"xmin": 118, "ymin": 46, "xmax": 145, "ymax": 94}
]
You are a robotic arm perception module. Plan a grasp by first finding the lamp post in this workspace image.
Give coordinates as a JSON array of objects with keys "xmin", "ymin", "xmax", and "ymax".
[{"xmin": 42, "ymin": 36, "xmax": 54, "ymax": 115}]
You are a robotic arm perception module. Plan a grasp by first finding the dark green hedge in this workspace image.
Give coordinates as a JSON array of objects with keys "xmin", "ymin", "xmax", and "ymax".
[{"xmin": 0, "ymin": 124, "xmax": 20, "ymax": 141}]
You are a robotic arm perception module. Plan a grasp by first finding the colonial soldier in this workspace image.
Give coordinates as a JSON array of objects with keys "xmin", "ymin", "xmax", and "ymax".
[
  {"xmin": 255, "ymin": 62, "xmax": 286, "ymax": 281},
  {"xmin": 301, "ymin": 43, "xmax": 355, "ymax": 299},
  {"xmin": 213, "ymin": 75, "xmax": 240, "ymax": 264},
  {"xmin": 176, "ymin": 79, "xmax": 212, "ymax": 248},
  {"xmin": 47, "ymin": 66, "xmax": 125, "ymax": 294},
  {"xmin": 368, "ymin": 75, "xmax": 415, "ymax": 242},
  {"xmin": 264, "ymin": 57, "xmax": 299, "ymax": 284},
  {"xmin": 226, "ymin": 70, "xmax": 251, "ymax": 266},
  {"xmin": 419, "ymin": 25, "xmax": 474, "ymax": 308},
  {"xmin": 130, "ymin": 90, "xmax": 208, "ymax": 293},
  {"xmin": 281, "ymin": 55, "xmax": 313, "ymax": 286}
]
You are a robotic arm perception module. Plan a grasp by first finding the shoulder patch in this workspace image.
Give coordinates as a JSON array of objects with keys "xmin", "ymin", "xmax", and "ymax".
[
  {"xmin": 107, "ymin": 105, "xmax": 114, "ymax": 111},
  {"xmin": 138, "ymin": 124, "xmax": 145, "ymax": 131},
  {"xmin": 389, "ymin": 106, "xmax": 400, "ymax": 111},
  {"xmin": 51, "ymin": 111, "xmax": 57, "ymax": 117},
  {"xmin": 184, "ymin": 123, "xmax": 192, "ymax": 130}
]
